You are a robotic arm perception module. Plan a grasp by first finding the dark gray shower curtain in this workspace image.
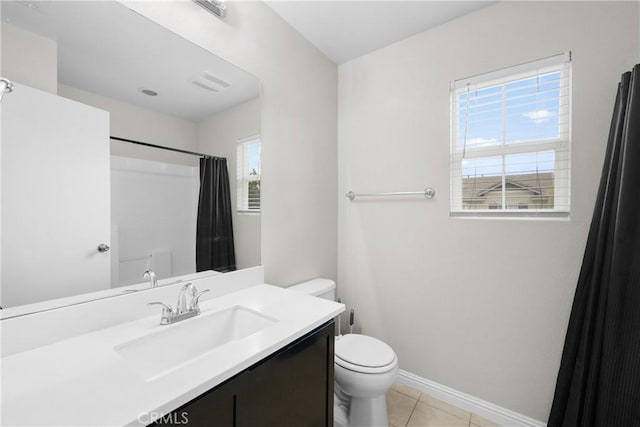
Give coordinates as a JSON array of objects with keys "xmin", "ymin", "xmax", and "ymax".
[
  {"xmin": 548, "ymin": 65, "xmax": 640, "ymax": 426},
  {"xmin": 196, "ymin": 157, "xmax": 236, "ymax": 273}
]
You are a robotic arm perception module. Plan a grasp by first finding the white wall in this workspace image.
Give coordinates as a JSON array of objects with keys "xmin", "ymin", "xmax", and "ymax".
[
  {"xmin": 196, "ymin": 98, "xmax": 261, "ymax": 270},
  {"xmin": 58, "ymin": 84, "xmax": 198, "ymax": 166},
  {"xmin": 0, "ymin": 23, "xmax": 57, "ymax": 94},
  {"xmin": 110, "ymin": 156, "xmax": 198, "ymax": 286},
  {"xmin": 122, "ymin": 1, "xmax": 338, "ymax": 286},
  {"xmin": 338, "ymin": 1, "xmax": 639, "ymax": 422}
]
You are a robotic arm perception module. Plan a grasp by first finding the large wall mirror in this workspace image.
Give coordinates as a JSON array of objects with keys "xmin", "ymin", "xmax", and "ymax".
[{"xmin": 1, "ymin": 1, "xmax": 261, "ymax": 316}]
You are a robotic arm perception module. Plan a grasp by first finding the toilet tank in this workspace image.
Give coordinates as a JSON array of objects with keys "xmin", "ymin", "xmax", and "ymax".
[{"xmin": 287, "ymin": 278, "xmax": 336, "ymax": 301}]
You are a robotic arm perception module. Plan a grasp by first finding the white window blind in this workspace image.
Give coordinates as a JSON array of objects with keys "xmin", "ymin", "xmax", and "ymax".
[
  {"xmin": 450, "ymin": 52, "xmax": 571, "ymax": 217},
  {"xmin": 236, "ymin": 137, "xmax": 261, "ymax": 212}
]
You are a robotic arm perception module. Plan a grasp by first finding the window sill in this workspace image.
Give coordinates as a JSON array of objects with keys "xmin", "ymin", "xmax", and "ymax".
[
  {"xmin": 238, "ymin": 210, "xmax": 261, "ymax": 216},
  {"xmin": 450, "ymin": 211, "xmax": 569, "ymax": 221}
]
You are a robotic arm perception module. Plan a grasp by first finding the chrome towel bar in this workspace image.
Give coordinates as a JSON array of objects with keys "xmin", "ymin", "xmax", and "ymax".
[{"xmin": 345, "ymin": 187, "xmax": 435, "ymax": 201}]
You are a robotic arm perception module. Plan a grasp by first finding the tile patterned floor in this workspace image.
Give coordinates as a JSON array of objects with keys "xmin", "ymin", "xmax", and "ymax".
[{"xmin": 386, "ymin": 383, "xmax": 503, "ymax": 427}]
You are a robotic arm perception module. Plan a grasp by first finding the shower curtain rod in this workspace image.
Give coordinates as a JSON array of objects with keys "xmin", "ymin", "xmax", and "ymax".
[{"xmin": 110, "ymin": 136, "xmax": 220, "ymax": 159}]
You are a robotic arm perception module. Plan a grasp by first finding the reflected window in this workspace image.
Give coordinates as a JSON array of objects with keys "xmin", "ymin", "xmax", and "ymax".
[{"xmin": 237, "ymin": 137, "xmax": 261, "ymax": 212}]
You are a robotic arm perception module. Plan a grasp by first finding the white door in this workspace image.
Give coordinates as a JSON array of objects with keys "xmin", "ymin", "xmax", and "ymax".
[{"xmin": 1, "ymin": 83, "xmax": 111, "ymax": 308}]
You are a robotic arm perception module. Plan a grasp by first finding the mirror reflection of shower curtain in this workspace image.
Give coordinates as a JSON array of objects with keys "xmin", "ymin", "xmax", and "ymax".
[{"xmin": 196, "ymin": 157, "xmax": 236, "ymax": 273}]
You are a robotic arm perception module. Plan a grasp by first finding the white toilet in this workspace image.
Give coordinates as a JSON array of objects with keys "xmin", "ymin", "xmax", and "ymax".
[{"xmin": 288, "ymin": 279, "xmax": 399, "ymax": 427}]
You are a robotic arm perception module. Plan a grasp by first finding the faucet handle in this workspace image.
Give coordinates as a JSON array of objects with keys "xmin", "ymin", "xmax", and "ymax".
[
  {"xmin": 176, "ymin": 283, "xmax": 196, "ymax": 314},
  {"xmin": 189, "ymin": 289, "xmax": 210, "ymax": 312},
  {"xmin": 147, "ymin": 301, "xmax": 173, "ymax": 317}
]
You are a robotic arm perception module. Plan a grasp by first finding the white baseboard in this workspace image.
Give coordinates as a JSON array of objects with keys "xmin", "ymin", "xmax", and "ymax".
[{"xmin": 397, "ymin": 370, "xmax": 547, "ymax": 427}]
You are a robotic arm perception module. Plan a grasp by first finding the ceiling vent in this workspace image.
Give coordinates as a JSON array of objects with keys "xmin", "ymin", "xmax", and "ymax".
[
  {"xmin": 193, "ymin": 0, "xmax": 226, "ymax": 19},
  {"xmin": 190, "ymin": 71, "xmax": 231, "ymax": 93}
]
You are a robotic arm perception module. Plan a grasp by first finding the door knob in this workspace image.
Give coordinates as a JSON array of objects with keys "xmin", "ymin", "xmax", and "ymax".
[{"xmin": 97, "ymin": 243, "xmax": 110, "ymax": 253}]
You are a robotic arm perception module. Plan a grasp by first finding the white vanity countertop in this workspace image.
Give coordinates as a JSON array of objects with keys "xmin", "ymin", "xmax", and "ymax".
[{"xmin": 1, "ymin": 284, "xmax": 344, "ymax": 426}]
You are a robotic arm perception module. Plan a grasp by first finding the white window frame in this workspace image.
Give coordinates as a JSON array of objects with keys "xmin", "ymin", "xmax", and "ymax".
[
  {"xmin": 449, "ymin": 52, "xmax": 572, "ymax": 218},
  {"xmin": 236, "ymin": 135, "xmax": 261, "ymax": 214}
]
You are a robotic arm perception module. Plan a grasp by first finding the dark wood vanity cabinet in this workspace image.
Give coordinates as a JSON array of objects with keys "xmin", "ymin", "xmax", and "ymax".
[{"xmin": 153, "ymin": 321, "xmax": 334, "ymax": 427}]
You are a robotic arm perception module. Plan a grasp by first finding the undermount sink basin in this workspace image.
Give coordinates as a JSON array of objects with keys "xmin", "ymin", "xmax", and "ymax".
[{"xmin": 115, "ymin": 306, "xmax": 277, "ymax": 381}]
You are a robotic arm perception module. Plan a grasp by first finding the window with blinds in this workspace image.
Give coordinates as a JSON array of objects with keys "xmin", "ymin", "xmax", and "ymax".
[
  {"xmin": 450, "ymin": 53, "xmax": 571, "ymax": 217},
  {"xmin": 237, "ymin": 137, "xmax": 261, "ymax": 212}
]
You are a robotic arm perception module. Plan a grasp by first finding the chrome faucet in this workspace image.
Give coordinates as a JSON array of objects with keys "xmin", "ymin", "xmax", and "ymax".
[
  {"xmin": 148, "ymin": 283, "xmax": 210, "ymax": 325},
  {"xmin": 143, "ymin": 269, "xmax": 159, "ymax": 288}
]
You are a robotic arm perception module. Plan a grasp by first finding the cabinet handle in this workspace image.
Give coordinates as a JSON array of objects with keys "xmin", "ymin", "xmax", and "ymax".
[{"xmin": 97, "ymin": 243, "xmax": 110, "ymax": 253}]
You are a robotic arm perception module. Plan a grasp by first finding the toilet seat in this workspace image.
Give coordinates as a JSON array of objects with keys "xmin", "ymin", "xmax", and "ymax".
[
  {"xmin": 335, "ymin": 334, "xmax": 397, "ymax": 374},
  {"xmin": 335, "ymin": 355, "xmax": 397, "ymax": 374}
]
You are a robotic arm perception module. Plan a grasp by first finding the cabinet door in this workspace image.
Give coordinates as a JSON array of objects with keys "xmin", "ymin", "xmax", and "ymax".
[
  {"xmin": 154, "ymin": 378, "xmax": 236, "ymax": 427},
  {"xmin": 237, "ymin": 322, "xmax": 335, "ymax": 427}
]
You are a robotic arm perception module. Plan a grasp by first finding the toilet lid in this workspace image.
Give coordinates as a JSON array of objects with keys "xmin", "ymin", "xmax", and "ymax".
[{"xmin": 335, "ymin": 334, "xmax": 396, "ymax": 368}]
